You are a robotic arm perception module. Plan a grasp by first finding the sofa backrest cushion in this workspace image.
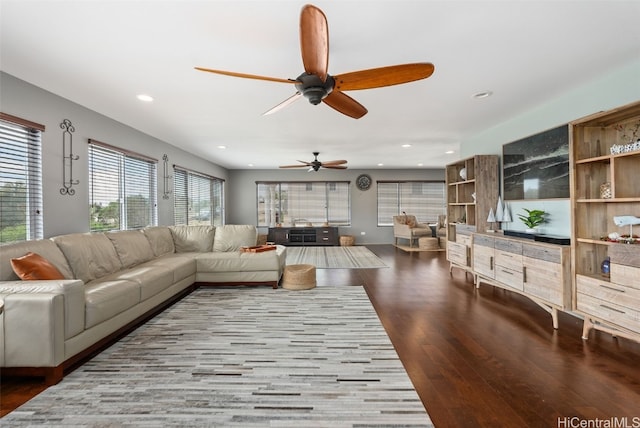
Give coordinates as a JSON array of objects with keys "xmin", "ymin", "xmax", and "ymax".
[
  {"xmin": 142, "ymin": 226, "xmax": 175, "ymax": 256},
  {"xmin": 213, "ymin": 225, "xmax": 257, "ymax": 252},
  {"xmin": 169, "ymin": 226, "xmax": 215, "ymax": 253},
  {"xmin": 106, "ymin": 230, "xmax": 155, "ymax": 269},
  {"xmin": 0, "ymin": 239, "xmax": 74, "ymax": 281},
  {"xmin": 52, "ymin": 233, "xmax": 121, "ymax": 283}
]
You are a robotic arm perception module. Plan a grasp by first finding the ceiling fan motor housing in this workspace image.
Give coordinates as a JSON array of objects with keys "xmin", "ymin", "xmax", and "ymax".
[{"xmin": 295, "ymin": 73, "xmax": 335, "ymax": 105}]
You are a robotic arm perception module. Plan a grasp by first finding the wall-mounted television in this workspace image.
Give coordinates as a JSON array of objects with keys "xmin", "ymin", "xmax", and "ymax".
[{"xmin": 502, "ymin": 125, "xmax": 570, "ymax": 200}]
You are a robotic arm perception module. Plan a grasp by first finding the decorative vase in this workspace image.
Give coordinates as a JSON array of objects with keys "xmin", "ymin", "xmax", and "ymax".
[
  {"xmin": 600, "ymin": 182, "xmax": 612, "ymax": 199},
  {"xmin": 459, "ymin": 167, "xmax": 467, "ymax": 180},
  {"xmin": 601, "ymin": 257, "xmax": 610, "ymax": 276}
]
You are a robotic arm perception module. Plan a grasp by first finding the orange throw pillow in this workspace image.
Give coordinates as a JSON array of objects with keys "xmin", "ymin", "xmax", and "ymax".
[{"xmin": 10, "ymin": 252, "xmax": 65, "ymax": 280}]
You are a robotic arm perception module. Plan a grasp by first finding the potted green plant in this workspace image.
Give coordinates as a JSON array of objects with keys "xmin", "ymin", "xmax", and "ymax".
[{"xmin": 518, "ymin": 209, "xmax": 546, "ymax": 233}]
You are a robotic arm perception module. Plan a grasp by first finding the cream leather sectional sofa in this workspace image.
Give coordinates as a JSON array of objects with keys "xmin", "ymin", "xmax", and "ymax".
[{"xmin": 0, "ymin": 225, "xmax": 286, "ymax": 384}]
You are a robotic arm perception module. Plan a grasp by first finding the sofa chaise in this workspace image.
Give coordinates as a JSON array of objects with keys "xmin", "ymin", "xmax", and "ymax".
[{"xmin": 0, "ymin": 225, "xmax": 286, "ymax": 385}]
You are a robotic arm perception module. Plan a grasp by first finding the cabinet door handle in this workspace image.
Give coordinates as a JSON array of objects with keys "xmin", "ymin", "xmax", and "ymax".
[
  {"xmin": 600, "ymin": 304, "xmax": 625, "ymax": 314},
  {"xmin": 523, "ymin": 266, "xmax": 527, "ymax": 283},
  {"xmin": 599, "ymin": 284, "xmax": 625, "ymax": 293},
  {"xmin": 285, "ymin": 233, "xmax": 289, "ymax": 239},
  {"xmin": 490, "ymin": 256, "xmax": 494, "ymax": 270}
]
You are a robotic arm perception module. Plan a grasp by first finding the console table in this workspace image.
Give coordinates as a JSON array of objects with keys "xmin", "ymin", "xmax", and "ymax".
[{"xmin": 267, "ymin": 226, "xmax": 339, "ymax": 246}]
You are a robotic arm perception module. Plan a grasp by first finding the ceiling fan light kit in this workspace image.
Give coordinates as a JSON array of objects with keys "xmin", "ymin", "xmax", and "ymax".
[{"xmin": 196, "ymin": 4, "xmax": 434, "ymax": 119}]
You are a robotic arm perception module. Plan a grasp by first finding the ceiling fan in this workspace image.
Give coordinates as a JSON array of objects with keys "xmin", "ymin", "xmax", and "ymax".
[
  {"xmin": 279, "ymin": 152, "xmax": 347, "ymax": 172},
  {"xmin": 195, "ymin": 4, "xmax": 434, "ymax": 119}
]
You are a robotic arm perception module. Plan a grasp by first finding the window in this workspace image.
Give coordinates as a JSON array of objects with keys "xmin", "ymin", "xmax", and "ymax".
[
  {"xmin": 257, "ymin": 181, "xmax": 350, "ymax": 227},
  {"xmin": 0, "ymin": 113, "xmax": 44, "ymax": 243},
  {"xmin": 88, "ymin": 139, "xmax": 157, "ymax": 232},
  {"xmin": 173, "ymin": 166, "xmax": 224, "ymax": 226},
  {"xmin": 377, "ymin": 181, "xmax": 445, "ymax": 226}
]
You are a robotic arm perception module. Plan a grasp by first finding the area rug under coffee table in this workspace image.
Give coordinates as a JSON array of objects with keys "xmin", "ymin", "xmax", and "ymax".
[{"xmin": 2, "ymin": 286, "xmax": 432, "ymax": 427}]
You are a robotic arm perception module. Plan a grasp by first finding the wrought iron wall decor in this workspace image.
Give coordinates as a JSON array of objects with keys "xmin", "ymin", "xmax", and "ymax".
[
  {"xmin": 162, "ymin": 154, "xmax": 172, "ymax": 199},
  {"xmin": 60, "ymin": 119, "xmax": 79, "ymax": 195}
]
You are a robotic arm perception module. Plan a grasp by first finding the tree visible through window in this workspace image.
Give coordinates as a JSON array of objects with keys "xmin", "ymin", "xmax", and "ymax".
[
  {"xmin": 88, "ymin": 140, "xmax": 157, "ymax": 232},
  {"xmin": 0, "ymin": 114, "xmax": 44, "ymax": 243}
]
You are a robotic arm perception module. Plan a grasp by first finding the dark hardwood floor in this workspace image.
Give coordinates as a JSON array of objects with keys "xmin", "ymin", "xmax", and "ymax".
[{"xmin": 2, "ymin": 244, "xmax": 640, "ymax": 427}]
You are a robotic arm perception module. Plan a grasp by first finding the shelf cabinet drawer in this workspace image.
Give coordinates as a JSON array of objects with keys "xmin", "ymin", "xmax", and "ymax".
[
  {"xmin": 447, "ymin": 241, "xmax": 469, "ymax": 267},
  {"xmin": 457, "ymin": 234, "xmax": 471, "ymax": 246},
  {"xmin": 577, "ymin": 293, "xmax": 640, "ymax": 333},
  {"xmin": 576, "ymin": 275, "xmax": 640, "ymax": 309}
]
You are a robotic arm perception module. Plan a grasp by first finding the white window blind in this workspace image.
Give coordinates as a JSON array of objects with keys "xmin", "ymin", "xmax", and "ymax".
[
  {"xmin": 0, "ymin": 114, "xmax": 44, "ymax": 243},
  {"xmin": 88, "ymin": 140, "xmax": 157, "ymax": 232},
  {"xmin": 257, "ymin": 181, "xmax": 350, "ymax": 227},
  {"xmin": 173, "ymin": 167, "xmax": 224, "ymax": 226},
  {"xmin": 377, "ymin": 181, "xmax": 445, "ymax": 226}
]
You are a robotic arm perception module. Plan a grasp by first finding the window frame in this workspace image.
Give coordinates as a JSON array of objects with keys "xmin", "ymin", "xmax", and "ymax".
[
  {"xmin": 0, "ymin": 113, "xmax": 44, "ymax": 243},
  {"xmin": 173, "ymin": 165, "xmax": 225, "ymax": 226},
  {"xmin": 256, "ymin": 181, "xmax": 351, "ymax": 227},
  {"xmin": 377, "ymin": 180, "xmax": 446, "ymax": 226},
  {"xmin": 88, "ymin": 139, "xmax": 158, "ymax": 232}
]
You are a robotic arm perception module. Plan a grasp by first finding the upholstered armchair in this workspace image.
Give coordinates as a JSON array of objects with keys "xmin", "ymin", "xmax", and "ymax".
[
  {"xmin": 435, "ymin": 214, "xmax": 447, "ymax": 239},
  {"xmin": 393, "ymin": 214, "xmax": 433, "ymax": 247}
]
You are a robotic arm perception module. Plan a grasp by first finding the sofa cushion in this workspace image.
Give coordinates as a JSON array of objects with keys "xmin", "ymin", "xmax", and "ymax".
[
  {"xmin": 213, "ymin": 225, "xmax": 257, "ymax": 252},
  {"xmin": 84, "ymin": 279, "xmax": 140, "ymax": 328},
  {"xmin": 10, "ymin": 252, "xmax": 65, "ymax": 280},
  {"xmin": 0, "ymin": 239, "xmax": 74, "ymax": 281},
  {"xmin": 196, "ymin": 249, "xmax": 281, "ymax": 273},
  {"xmin": 106, "ymin": 230, "xmax": 155, "ymax": 269},
  {"xmin": 142, "ymin": 226, "xmax": 175, "ymax": 256},
  {"xmin": 169, "ymin": 226, "xmax": 215, "ymax": 252},
  {"xmin": 52, "ymin": 233, "xmax": 121, "ymax": 283},
  {"xmin": 111, "ymin": 264, "xmax": 175, "ymax": 301},
  {"xmin": 142, "ymin": 254, "xmax": 197, "ymax": 284}
]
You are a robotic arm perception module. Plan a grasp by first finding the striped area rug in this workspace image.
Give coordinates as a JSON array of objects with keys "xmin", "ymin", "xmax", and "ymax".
[
  {"xmin": 2, "ymin": 287, "xmax": 432, "ymax": 427},
  {"xmin": 285, "ymin": 246, "xmax": 388, "ymax": 269}
]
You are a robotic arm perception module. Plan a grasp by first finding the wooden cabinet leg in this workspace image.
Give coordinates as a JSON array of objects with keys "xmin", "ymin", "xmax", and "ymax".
[
  {"xmin": 551, "ymin": 307, "xmax": 559, "ymax": 329},
  {"xmin": 582, "ymin": 319, "xmax": 592, "ymax": 340}
]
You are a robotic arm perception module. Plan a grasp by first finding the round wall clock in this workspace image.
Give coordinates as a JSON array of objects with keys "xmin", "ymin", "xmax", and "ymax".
[{"xmin": 356, "ymin": 174, "xmax": 372, "ymax": 191}]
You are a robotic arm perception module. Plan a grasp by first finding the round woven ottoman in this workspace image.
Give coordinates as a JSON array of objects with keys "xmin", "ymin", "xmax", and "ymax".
[
  {"xmin": 282, "ymin": 264, "xmax": 316, "ymax": 290},
  {"xmin": 418, "ymin": 237, "xmax": 439, "ymax": 250}
]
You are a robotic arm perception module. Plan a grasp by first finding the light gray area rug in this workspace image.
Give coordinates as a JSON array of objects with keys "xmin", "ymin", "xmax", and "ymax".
[
  {"xmin": 286, "ymin": 246, "xmax": 388, "ymax": 269},
  {"xmin": 2, "ymin": 286, "xmax": 432, "ymax": 427}
]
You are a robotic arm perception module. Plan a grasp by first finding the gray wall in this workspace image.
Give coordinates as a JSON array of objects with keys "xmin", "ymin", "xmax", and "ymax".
[
  {"xmin": 457, "ymin": 59, "xmax": 640, "ymax": 236},
  {"xmin": 1, "ymin": 72, "xmax": 229, "ymax": 238},
  {"xmin": 228, "ymin": 168, "xmax": 444, "ymax": 244}
]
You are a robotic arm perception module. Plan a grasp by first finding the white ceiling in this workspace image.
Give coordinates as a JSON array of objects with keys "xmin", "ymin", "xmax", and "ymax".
[{"xmin": 1, "ymin": 1, "xmax": 639, "ymax": 170}]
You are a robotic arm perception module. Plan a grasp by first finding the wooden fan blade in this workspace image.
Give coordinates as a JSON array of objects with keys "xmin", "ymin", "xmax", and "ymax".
[
  {"xmin": 279, "ymin": 164, "xmax": 308, "ymax": 168},
  {"xmin": 321, "ymin": 159, "xmax": 348, "ymax": 166},
  {"xmin": 263, "ymin": 92, "xmax": 303, "ymax": 116},
  {"xmin": 195, "ymin": 67, "xmax": 296, "ymax": 84},
  {"xmin": 333, "ymin": 63, "xmax": 435, "ymax": 91},
  {"xmin": 323, "ymin": 164, "xmax": 348, "ymax": 169},
  {"xmin": 300, "ymin": 4, "xmax": 329, "ymax": 82},
  {"xmin": 322, "ymin": 91, "xmax": 368, "ymax": 119}
]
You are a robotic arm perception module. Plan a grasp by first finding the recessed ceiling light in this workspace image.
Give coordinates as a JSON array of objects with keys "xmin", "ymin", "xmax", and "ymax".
[
  {"xmin": 136, "ymin": 94, "xmax": 154, "ymax": 102},
  {"xmin": 445, "ymin": 150, "xmax": 455, "ymax": 154},
  {"xmin": 472, "ymin": 91, "xmax": 493, "ymax": 99},
  {"xmin": 217, "ymin": 145, "xmax": 226, "ymax": 149},
  {"xmin": 377, "ymin": 163, "xmax": 384, "ymax": 167},
  {"xmin": 248, "ymin": 163, "xmax": 254, "ymax": 167},
  {"xmin": 417, "ymin": 163, "xmax": 423, "ymax": 166},
  {"xmin": 401, "ymin": 144, "xmax": 412, "ymax": 148}
]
